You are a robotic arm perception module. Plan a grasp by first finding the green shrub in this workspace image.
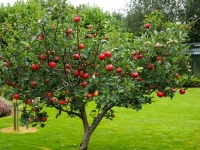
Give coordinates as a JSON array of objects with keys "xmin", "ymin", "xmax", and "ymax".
[
  {"xmin": 0, "ymin": 97, "xmax": 12, "ymax": 118},
  {"xmin": 179, "ymin": 74, "xmax": 200, "ymax": 87}
]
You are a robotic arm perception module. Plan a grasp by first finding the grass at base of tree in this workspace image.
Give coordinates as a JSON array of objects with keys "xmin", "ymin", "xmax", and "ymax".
[{"xmin": 0, "ymin": 88, "xmax": 200, "ymax": 150}]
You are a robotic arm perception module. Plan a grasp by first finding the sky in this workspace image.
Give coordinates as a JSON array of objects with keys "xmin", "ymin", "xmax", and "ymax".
[{"xmin": 1, "ymin": 0, "xmax": 129, "ymax": 13}]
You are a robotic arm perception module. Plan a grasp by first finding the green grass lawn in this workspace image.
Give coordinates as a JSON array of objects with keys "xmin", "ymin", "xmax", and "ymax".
[{"xmin": 0, "ymin": 88, "xmax": 200, "ymax": 150}]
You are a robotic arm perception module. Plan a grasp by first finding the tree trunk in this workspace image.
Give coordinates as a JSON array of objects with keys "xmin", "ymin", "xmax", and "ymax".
[
  {"xmin": 79, "ymin": 103, "xmax": 115, "ymax": 150},
  {"xmin": 79, "ymin": 129, "xmax": 91, "ymax": 150}
]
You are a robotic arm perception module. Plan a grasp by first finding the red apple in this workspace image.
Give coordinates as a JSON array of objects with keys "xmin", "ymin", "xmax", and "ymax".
[
  {"xmin": 99, "ymin": 53, "xmax": 105, "ymax": 60},
  {"xmin": 104, "ymin": 51, "xmax": 112, "ymax": 58},
  {"xmin": 31, "ymin": 81, "xmax": 37, "ymax": 87},
  {"xmin": 157, "ymin": 91, "xmax": 164, "ymax": 98},
  {"xmin": 132, "ymin": 72, "xmax": 139, "ymax": 78},
  {"xmin": 106, "ymin": 64, "xmax": 114, "ymax": 71},
  {"xmin": 49, "ymin": 61, "xmax": 57, "ymax": 69},
  {"xmin": 149, "ymin": 64, "xmax": 154, "ymax": 70},
  {"xmin": 4, "ymin": 62, "xmax": 9, "ymax": 67},
  {"xmin": 66, "ymin": 64, "xmax": 71, "ymax": 69},
  {"xmin": 65, "ymin": 99, "xmax": 69, "ymax": 104},
  {"xmin": 25, "ymin": 99, "xmax": 32, "ymax": 105},
  {"xmin": 81, "ymin": 82, "xmax": 88, "ymax": 88},
  {"xmin": 13, "ymin": 93, "xmax": 20, "ymax": 100},
  {"xmin": 175, "ymin": 73, "xmax": 179, "ymax": 78},
  {"xmin": 79, "ymin": 43, "xmax": 84, "ymax": 50},
  {"xmin": 74, "ymin": 69, "xmax": 79, "ymax": 76},
  {"xmin": 82, "ymin": 73, "xmax": 89, "ymax": 79},
  {"xmin": 73, "ymin": 54, "xmax": 80, "ymax": 60},
  {"xmin": 87, "ymin": 34, "xmax": 92, "ymax": 38},
  {"xmin": 179, "ymin": 89, "xmax": 185, "ymax": 94},
  {"xmin": 46, "ymin": 92, "xmax": 52, "ymax": 97},
  {"xmin": 42, "ymin": 117, "xmax": 47, "ymax": 122},
  {"xmin": 65, "ymin": 90, "xmax": 69, "ymax": 95},
  {"xmin": 67, "ymin": 28, "xmax": 73, "ymax": 34},
  {"xmin": 116, "ymin": 68, "xmax": 122, "ymax": 74},
  {"xmin": 74, "ymin": 16, "xmax": 80, "ymax": 22},
  {"xmin": 145, "ymin": 23, "xmax": 150, "ymax": 29},
  {"xmin": 58, "ymin": 100, "xmax": 65, "ymax": 105},
  {"xmin": 40, "ymin": 54, "xmax": 46, "ymax": 61},
  {"xmin": 31, "ymin": 64, "xmax": 39, "ymax": 71},
  {"xmin": 86, "ymin": 93, "xmax": 92, "ymax": 99},
  {"xmin": 87, "ymin": 25, "xmax": 92, "ymax": 29},
  {"xmin": 156, "ymin": 56, "xmax": 162, "ymax": 61}
]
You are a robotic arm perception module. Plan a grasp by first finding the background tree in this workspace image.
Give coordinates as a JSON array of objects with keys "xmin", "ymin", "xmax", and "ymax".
[
  {"xmin": 0, "ymin": 1, "xmax": 190, "ymax": 150},
  {"xmin": 124, "ymin": 0, "xmax": 200, "ymax": 42}
]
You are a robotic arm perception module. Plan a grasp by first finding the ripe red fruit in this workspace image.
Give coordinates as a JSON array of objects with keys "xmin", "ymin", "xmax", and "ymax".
[
  {"xmin": 66, "ymin": 64, "xmax": 71, "ymax": 69},
  {"xmin": 157, "ymin": 91, "xmax": 164, "ymax": 98},
  {"xmin": 6, "ymin": 80, "xmax": 12, "ymax": 86},
  {"xmin": 179, "ymin": 89, "xmax": 185, "ymax": 94},
  {"xmin": 132, "ymin": 72, "xmax": 139, "ymax": 78},
  {"xmin": 42, "ymin": 117, "xmax": 47, "ymax": 122},
  {"xmin": 38, "ymin": 35, "xmax": 44, "ymax": 40},
  {"xmin": 4, "ymin": 62, "xmax": 9, "ymax": 67},
  {"xmin": 156, "ymin": 56, "xmax": 162, "ymax": 61},
  {"xmin": 31, "ymin": 64, "xmax": 39, "ymax": 71},
  {"xmin": 46, "ymin": 92, "xmax": 52, "ymax": 97},
  {"xmin": 74, "ymin": 69, "xmax": 79, "ymax": 76},
  {"xmin": 149, "ymin": 64, "xmax": 154, "ymax": 70},
  {"xmin": 73, "ymin": 54, "xmax": 80, "ymax": 60},
  {"xmin": 106, "ymin": 64, "xmax": 114, "ymax": 71},
  {"xmin": 126, "ymin": 71, "xmax": 130, "ymax": 75},
  {"xmin": 171, "ymin": 88, "xmax": 176, "ymax": 92},
  {"xmin": 67, "ymin": 28, "xmax": 73, "ymax": 34},
  {"xmin": 31, "ymin": 81, "xmax": 37, "ymax": 87},
  {"xmin": 79, "ymin": 43, "xmax": 84, "ymax": 50},
  {"xmin": 104, "ymin": 51, "xmax": 112, "ymax": 58},
  {"xmin": 116, "ymin": 68, "xmax": 122, "ymax": 74},
  {"xmin": 25, "ymin": 99, "xmax": 32, "ymax": 105},
  {"xmin": 74, "ymin": 16, "xmax": 80, "ymax": 23},
  {"xmin": 175, "ymin": 73, "xmax": 179, "ymax": 78},
  {"xmin": 93, "ymin": 33, "xmax": 97, "ymax": 37},
  {"xmin": 132, "ymin": 51, "xmax": 137, "ymax": 56},
  {"xmin": 54, "ymin": 56, "xmax": 60, "ymax": 62},
  {"xmin": 65, "ymin": 99, "xmax": 69, "ymax": 104},
  {"xmin": 87, "ymin": 25, "xmax": 92, "ymax": 29},
  {"xmin": 86, "ymin": 93, "xmax": 92, "ymax": 99},
  {"xmin": 87, "ymin": 34, "xmax": 92, "ymax": 38},
  {"xmin": 40, "ymin": 54, "xmax": 46, "ymax": 61},
  {"xmin": 58, "ymin": 100, "xmax": 65, "ymax": 105},
  {"xmin": 145, "ymin": 23, "xmax": 150, "ymax": 29},
  {"xmin": 99, "ymin": 53, "xmax": 105, "ymax": 60},
  {"xmin": 135, "ymin": 77, "xmax": 142, "ymax": 82},
  {"xmin": 65, "ymin": 69, "xmax": 69, "ymax": 74},
  {"xmin": 79, "ymin": 71, "xmax": 84, "ymax": 77},
  {"xmin": 81, "ymin": 82, "xmax": 88, "ymax": 88},
  {"xmin": 44, "ymin": 79, "xmax": 50, "ymax": 84},
  {"xmin": 65, "ymin": 90, "xmax": 69, "ymax": 95},
  {"xmin": 82, "ymin": 73, "xmax": 89, "ymax": 79},
  {"xmin": 13, "ymin": 93, "xmax": 20, "ymax": 100},
  {"xmin": 49, "ymin": 61, "xmax": 57, "ymax": 69},
  {"xmin": 49, "ymin": 97, "xmax": 56, "ymax": 102}
]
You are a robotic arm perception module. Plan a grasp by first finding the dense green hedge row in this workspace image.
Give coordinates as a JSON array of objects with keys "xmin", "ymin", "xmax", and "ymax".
[{"xmin": 179, "ymin": 75, "xmax": 200, "ymax": 87}]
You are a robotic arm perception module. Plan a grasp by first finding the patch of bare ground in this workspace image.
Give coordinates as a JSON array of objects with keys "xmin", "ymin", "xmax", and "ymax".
[{"xmin": 0, "ymin": 126, "xmax": 37, "ymax": 133}]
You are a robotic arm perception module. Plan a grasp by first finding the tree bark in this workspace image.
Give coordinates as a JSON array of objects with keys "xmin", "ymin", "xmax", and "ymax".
[{"xmin": 79, "ymin": 103, "xmax": 115, "ymax": 150}]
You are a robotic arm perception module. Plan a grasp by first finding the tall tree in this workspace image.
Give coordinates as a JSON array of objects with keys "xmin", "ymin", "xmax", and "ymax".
[{"xmin": 124, "ymin": 0, "xmax": 200, "ymax": 42}]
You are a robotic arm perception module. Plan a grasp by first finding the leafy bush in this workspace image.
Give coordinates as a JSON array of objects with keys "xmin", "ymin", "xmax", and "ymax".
[
  {"xmin": 179, "ymin": 74, "xmax": 200, "ymax": 87},
  {"xmin": 0, "ymin": 97, "xmax": 12, "ymax": 118}
]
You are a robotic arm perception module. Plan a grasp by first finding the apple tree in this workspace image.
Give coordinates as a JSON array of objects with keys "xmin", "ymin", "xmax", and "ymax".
[{"xmin": 0, "ymin": 1, "xmax": 190, "ymax": 149}]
